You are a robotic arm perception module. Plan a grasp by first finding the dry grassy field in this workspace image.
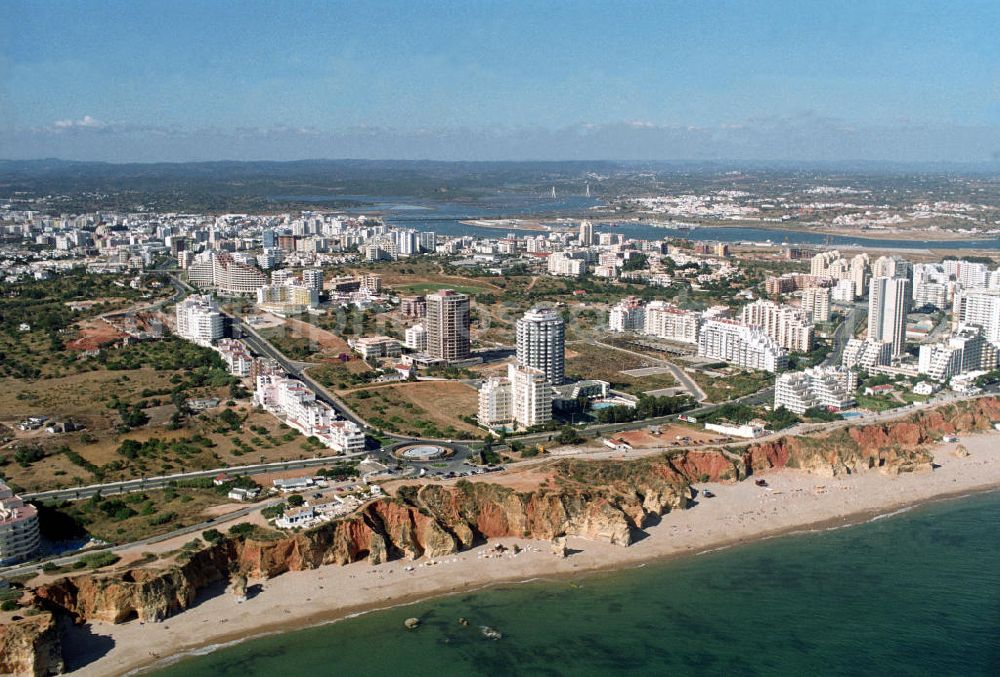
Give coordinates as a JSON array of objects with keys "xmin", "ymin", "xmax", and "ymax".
[
  {"xmin": 341, "ymin": 380, "xmax": 481, "ymax": 439},
  {"xmin": 0, "ymin": 369, "xmax": 176, "ymax": 431},
  {"xmin": 564, "ymin": 342, "xmax": 679, "ymax": 395},
  {"xmin": 1, "ymin": 395, "xmax": 337, "ymax": 493}
]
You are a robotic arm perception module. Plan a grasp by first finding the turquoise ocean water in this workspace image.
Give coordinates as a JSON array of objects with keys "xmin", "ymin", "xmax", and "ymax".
[{"xmin": 154, "ymin": 491, "xmax": 1000, "ymax": 676}]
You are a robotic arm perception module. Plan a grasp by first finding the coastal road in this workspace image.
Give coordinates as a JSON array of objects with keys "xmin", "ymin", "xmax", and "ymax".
[
  {"xmin": 21, "ymin": 453, "xmax": 367, "ymax": 503},
  {"xmin": 2, "ymin": 475, "xmax": 370, "ymax": 579},
  {"xmin": 825, "ymin": 303, "xmax": 865, "ymax": 367},
  {"xmin": 0, "ymin": 500, "xmax": 277, "ymax": 579}
]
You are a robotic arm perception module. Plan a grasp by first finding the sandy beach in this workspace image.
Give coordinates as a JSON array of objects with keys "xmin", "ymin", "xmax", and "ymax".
[{"xmin": 63, "ymin": 430, "xmax": 1000, "ymax": 676}]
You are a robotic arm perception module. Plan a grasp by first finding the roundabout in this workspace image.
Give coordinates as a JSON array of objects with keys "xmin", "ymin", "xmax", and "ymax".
[{"xmin": 392, "ymin": 443, "xmax": 455, "ymax": 461}]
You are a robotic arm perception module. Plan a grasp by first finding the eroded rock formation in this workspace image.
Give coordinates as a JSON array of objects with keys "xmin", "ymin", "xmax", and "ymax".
[
  {"xmin": 0, "ymin": 612, "xmax": 64, "ymax": 677},
  {"xmin": 8, "ymin": 397, "xmax": 999, "ymax": 672}
]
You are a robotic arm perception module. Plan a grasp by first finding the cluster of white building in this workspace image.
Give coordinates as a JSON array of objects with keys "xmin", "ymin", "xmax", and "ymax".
[
  {"xmin": 175, "ymin": 294, "xmax": 224, "ymax": 346},
  {"xmin": 253, "ymin": 368, "xmax": 365, "ymax": 453},
  {"xmin": 256, "ymin": 281, "xmax": 319, "ymax": 316},
  {"xmin": 187, "ymin": 251, "xmax": 269, "ymax": 296},
  {"xmin": 215, "ymin": 338, "xmax": 254, "ymax": 376},
  {"xmin": 774, "ymin": 366, "xmax": 858, "ymax": 414},
  {"xmin": 478, "ymin": 306, "xmax": 581, "ymax": 430},
  {"xmin": 810, "ymin": 250, "xmax": 871, "ymax": 299},
  {"xmin": 740, "ymin": 300, "xmax": 815, "ymax": 353},
  {"xmin": 608, "ymin": 297, "xmax": 701, "ymax": 344},
  {"xmin": 174, "ymin": 292, "xmax": 365, "ymax": 454},
  {"xmin": 917, "ymin": 325, "xmax": 996, "ymax": 382},
  {"xmin": 698, "ymin": 319, "xmax": 789, "ymax": 373},
  {"xmin": 478, "ymin": 363, "xmax": 554, "ymax": 430},
  {"xmin": 609, "ymin": 298, "xmax": 792, "ymax": 373}
]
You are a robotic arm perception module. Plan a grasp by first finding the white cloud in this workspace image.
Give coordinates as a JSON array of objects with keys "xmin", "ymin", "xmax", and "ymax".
[{"xmin": 51, "ymin": 115, "xmax": 106, "ymax": 130}]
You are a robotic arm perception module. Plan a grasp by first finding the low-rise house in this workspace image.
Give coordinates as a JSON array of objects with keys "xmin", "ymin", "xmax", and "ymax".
[
  {"xmin": 705, "ymin": 419, "xmax": 770, "ymax": 439},
  {"xmin": 227, "ymin": 487, "xmax": 260, "ymax": 502},
  {"xmin": 186, "ymin": 397, "xmax": 220, "ymax": 411},
  {"xmin": 603, "ymin": 438, "xmax": 633, "ymax": 452},
  {"xmin": 276, "ymin": 506, "xmax": 316, "ymax": 529},
  {"xmin": 45, "ymin": 420, "xmax": 83, "ymax": 434},
  {"xmin": 273, "ymin": 476, "xmax": 315, "ymax": 492}
]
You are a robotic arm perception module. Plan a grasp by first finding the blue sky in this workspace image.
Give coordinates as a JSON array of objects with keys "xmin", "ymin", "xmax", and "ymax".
[{"xmin": 2, "ymin": 0, "xmax": 1000, "ymax": 162}]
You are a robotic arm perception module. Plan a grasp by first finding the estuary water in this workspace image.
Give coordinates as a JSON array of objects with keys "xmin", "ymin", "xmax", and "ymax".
[
  {"xmin": 154, "ymin": 490, "xmax": 1000, "ymax": 677},
  {"xmin": 273, "ymin": 194, "xmax": 1000, "ymax": 249}
]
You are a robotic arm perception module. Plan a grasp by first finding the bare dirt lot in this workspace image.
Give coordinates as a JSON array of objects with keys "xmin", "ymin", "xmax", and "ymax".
[{"xmin": 64, "ymin": 318, "xmax": 130, "ymax": 352}]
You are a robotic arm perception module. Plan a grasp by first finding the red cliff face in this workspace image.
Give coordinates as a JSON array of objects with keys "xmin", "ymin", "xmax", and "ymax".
[
  {"xmin": 745, "ymin": 396, "xmax": 1000, "ymax": 476},
  {"xmin": 29, "ymin": 448, "xmax": 732, "ymax": 630},
  {"xmin": 16, "ymin": 397, "xmax": 1000, "ymax": 657}
]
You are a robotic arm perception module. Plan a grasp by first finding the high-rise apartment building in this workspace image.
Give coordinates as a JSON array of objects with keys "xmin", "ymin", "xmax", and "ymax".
[
  {"xmin": 801, "ymin": 286, "xmax": 832, "ymax": 324},
  {"xmin": 262, "ymin": 228, "xmax": 277, "ymax": 249},
  {"xmin": 953, "ymin": 288, "xmax": 1000, "ymax": 347},
  {"xmin": 302, "ymin": 269, "xmax": 324, "ymax": 293},
  {"xmin": 478, "ymin": 377, "xmax": 513, "ymax": 429},
  {"xmin": 547, "ymin": 252, "xmax": 587, "ymax": 277},
  {"xmin": 697, "ymin": 319, "xmax": 788, "ymax": 373},
  {"xmin": 608, "ymin": 296, "xmax": 646, "ymax": 332},
  {"xmin": 868, "ymin": 276, "xmax": 912, "ymax": 357},
  {"xmin": 175, "ymin": 295, "xmax": 224, "ymax": 347},
  {"xmin": 516, "ymin": 307, "xmax": 565, "ymax": 384},
  {"xmin": 426, "ymin": 289, "xmax": 471, "ymax": 362},
  {"xmin": 509, "ymin": 364, "xmax": 552, "ymax": 428},
  {"xmin": 476, "ymin": 364, "xmax": 553, "ymax": 430},
  {"xmin": 842, "ymin": 338, "xmax": 892, "ymax": 371},
  {"xmin": 918, "ymin": 325, "xmax": 995, "ymax": 382},
  {"xmin": 740, "ymin": 300, "xmax": 814, "ymax": 353},
  {"xmin": 404, "ymin": 324, "xmax": 428, "ymax": 352},
  {"xmin": 873, "ymin": 255, "xmax": 912, "ymax": 280},
  {"xmin": 0, "ymin": 480, "xmax": 39, "ymax": 565},
  {"xmin": 579, "ymin": 220, "xmax": 594, "ymax": 246},
  {"xmin": 774, "ymin": 367, "xmax": 857, "ymax": 414}
]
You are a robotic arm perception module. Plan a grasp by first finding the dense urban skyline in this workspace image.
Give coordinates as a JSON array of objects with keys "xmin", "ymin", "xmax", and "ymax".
[{"xmin": 3, "ymin": 0, "xmax": 1000, "ymax": 162}]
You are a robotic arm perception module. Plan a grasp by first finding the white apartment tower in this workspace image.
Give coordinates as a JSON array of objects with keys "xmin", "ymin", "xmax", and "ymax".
[
  {"xmin": 643, "ymin": 301, "xmax": 700, "ymax": 344},
  {"xmin": 873, "ymin": 255, "xmax": 912, "ymax": 280},
  {"xmin": 478, "ymin": 377, "xmax": 513, "ymax": 429},
  {"xmin": 579, "ymin": 220, "xmax": 594, "ymax": 246},
  {"xmin": 918, "ymin": 325, "xmax": 995, "ymax": 381},
  {"xmin": 302, "ymin": 269, "xmax": 324, "ymax": 293},
  {"xmin": 0, "ymin": 480, "xmax": 40, "ymax": 565},
  {"xmin": 774, "ymin": 367, "xmax": 858, "ymax": 414},
  {"xmin": 802, "ymin": 286, "xmax": 832, "ymax": 324},
  {"xmin": 608, "ymin": 297, "xmax": 646, "ymax": 332},
  {"xmin": 842, "ymin": 338, "xmax": 892, "ymax": 371},
  {"xmin": 868, "ymin": 276, "xmax": 912, "ymax": 358},
  {"xmin": 404, "ymin": 324, "xmax": 428, "ymax": 352},
  {"xmin": 175, "ymin": 295, "xmax": 224, "ymax": 347},
  {"xmin": 953, "ymin": 288, "xmax": 1000, "ymax": 347},
  {"xmin": 516, "ymin": 307, "xmax": 565, "ymax": 385},
  {"xmin": 547, "ymin": 252, "xmax": 587, "ymax": 277},
  {"xmin": 509, "ymin": 364, "xmax": 552, "ymax": 429},
  {"xmin": 697, "ymin": 319, "xmax": 789, "ymax": 373},
  {"xmin": 740, "ymin": 300, "xmax": 814, "ymax": 353}
]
